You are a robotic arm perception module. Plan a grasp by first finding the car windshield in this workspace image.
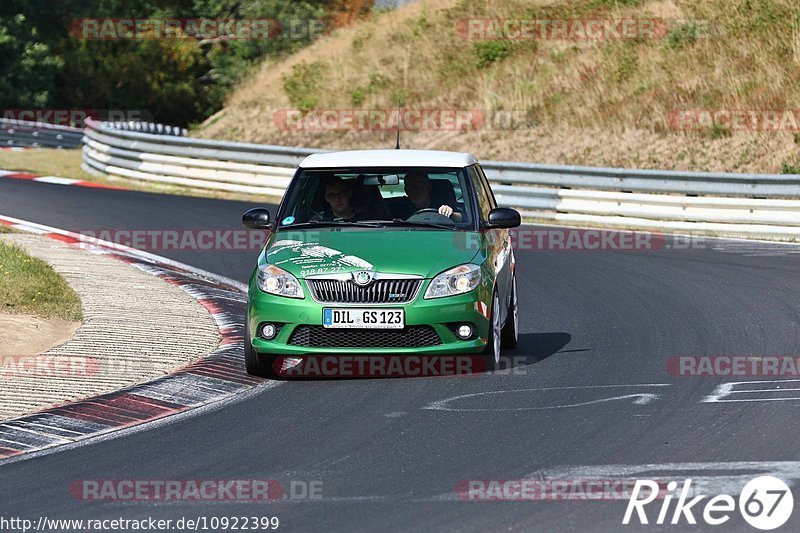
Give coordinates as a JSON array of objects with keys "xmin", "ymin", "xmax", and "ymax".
[{"xmin": 277, "ymin": 167, "xmax": 475, "ymax": 230}]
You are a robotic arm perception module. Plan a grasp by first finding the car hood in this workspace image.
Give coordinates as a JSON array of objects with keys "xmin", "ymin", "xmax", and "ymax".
[{"xmin": 261, "ymin": 228, "xmax": 481, "ymax": 279}]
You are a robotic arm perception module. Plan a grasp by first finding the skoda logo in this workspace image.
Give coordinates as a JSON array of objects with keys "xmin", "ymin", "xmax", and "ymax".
[{"xmin": 353, "ymin": 271, "xmax": 374, "ymax": 286}]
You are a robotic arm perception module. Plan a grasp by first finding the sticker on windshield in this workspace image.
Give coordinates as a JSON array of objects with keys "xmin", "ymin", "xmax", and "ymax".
[{"xmin": 281, "ymin": 216, "xmax": 295, "ymax": 225}]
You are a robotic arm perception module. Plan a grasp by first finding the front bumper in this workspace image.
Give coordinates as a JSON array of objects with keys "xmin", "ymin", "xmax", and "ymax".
[{"xmin": 248, "ymin": 278, "xmax": 491, "ymax": 356}]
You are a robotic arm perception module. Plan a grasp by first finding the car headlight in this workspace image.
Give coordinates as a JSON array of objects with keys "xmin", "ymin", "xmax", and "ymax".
[
  {"xmin": 257, "ymin": 264, "xmax": 304, "ymax": 299},
  {"xmin": 425, "ymin": 264, "xmax": 481, "ymax": 299}
]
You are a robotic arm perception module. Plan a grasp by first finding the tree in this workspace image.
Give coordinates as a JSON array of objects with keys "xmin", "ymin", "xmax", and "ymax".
[{"xmin": 0, "ymin": 0, "xmax": 366, "ymax": 127}]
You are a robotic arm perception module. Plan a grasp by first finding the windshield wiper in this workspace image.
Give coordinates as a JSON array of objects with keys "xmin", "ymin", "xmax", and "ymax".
[
  {"xmin": 281, "ymin": 220, "xmax": 386, "ymax": 229},
  {"xmin": 374, "ymin": 219, "xmax": 459, "ymax": 231}
]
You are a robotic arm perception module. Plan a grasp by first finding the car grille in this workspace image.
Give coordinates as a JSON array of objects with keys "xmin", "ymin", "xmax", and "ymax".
[
  {"xmin": 308, "ymin": 279, "xmax": 422, "ymax": 304},
  {"xmin": 288, "ymin": 326, "xmax": 442, "ymax": 348}
]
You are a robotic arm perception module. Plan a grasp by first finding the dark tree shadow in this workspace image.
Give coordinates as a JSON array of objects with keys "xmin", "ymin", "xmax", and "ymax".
[
  {"xmin": 499, "ymin": 332, "xmax": 576, "ymax": 370},
  {"xmin": 266, "ymin": 332, "xmax": 577, "ymax": 380}
]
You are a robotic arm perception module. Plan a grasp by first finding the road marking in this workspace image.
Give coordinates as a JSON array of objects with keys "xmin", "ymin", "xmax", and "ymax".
[
  {"xmin": 0, "ymin": 214, "xmax": 277, "ymax": 466},
  {"xmin": 34, "ymin": 176, "xmax": 79, "ymax": 185},
  {"xmin": 0, "ymin": 214, "xmax": 247, "ymax": 291},
  {"xmin": 425, "ymin": 462, "xmax": 800, "ymax": 503},
  {"xmin": 703, "ymin": 379, "xmax": 800, "ymax": 403},
  {"xmin": 0, "ymin": 168, "xmax": 123, "ymax": 189},
  {"xmin": 423, "ymin": 384, "xmax": 670, "ymax": 412},
  {"xmin": 519, "ymin": 462, "xmax": 800, "ymax": 498}
]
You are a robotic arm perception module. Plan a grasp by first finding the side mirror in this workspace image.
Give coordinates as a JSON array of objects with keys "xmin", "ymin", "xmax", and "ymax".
[
  {"xmin": 486, "ymin": 207, "xmax": 521, "ymax": 229},
  {"xmin": 242, "ymin": 208, "xmax": 271, "ymax": 229}
]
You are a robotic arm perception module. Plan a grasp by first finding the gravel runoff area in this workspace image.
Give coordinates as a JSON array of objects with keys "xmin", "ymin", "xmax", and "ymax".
[{"xmin": 0, "ymin": 233, "xmax": 221, "ymax": 420}]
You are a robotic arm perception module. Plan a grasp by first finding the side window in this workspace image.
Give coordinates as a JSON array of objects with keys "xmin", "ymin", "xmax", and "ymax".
[
  {"xmin": 476, "ymin": 165, "xmax": 497, "ymax": 209},
  {"xmin": 468, "ymin": 165, "xmax": 491, "ymax": 221}
]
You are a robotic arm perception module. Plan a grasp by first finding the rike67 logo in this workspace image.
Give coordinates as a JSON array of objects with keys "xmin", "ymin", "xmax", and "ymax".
[{"xmin": 623, "ymin": 476, "xmax": 794, "ymax": 530}]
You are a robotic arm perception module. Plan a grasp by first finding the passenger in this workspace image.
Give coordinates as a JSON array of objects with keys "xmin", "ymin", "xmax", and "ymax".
[
  {"xmin": 311, "ymin": 176, "xmax": 393, "ymax": 223},
  {"xmin": 310, "ymin": 176, "xmax": 355, "ymax": 221}
]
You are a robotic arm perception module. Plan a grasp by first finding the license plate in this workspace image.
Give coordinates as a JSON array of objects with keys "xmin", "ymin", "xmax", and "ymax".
[{"xmin": 323, "ymin": 308, "xmax": 405, "ymax": 329}]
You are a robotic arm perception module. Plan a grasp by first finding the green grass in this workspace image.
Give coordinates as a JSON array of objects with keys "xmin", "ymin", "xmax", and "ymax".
[
  {"xmin": 474, "ymin": 40, "xmax": 514, "ymax": 68},
  {"xmin": 194, "ymin": 0, "xmax": 800, "ymax": 174},
  {"xmin": 282, "ymin": 61, "xmax": 326, "ymax": 112},
  {"xmin": 781, "ymin": 161, "xmax": 800, "ymax": 174},
  {"xmin": 0, "ymin": 240, "xmax": 82, "ymax": 321}
]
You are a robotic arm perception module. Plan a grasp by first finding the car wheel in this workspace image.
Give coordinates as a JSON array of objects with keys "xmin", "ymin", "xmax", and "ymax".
[
  {"xmin": 244, "ymin": 315, "xmax": 277, "ymax": 378},
  {"xmin": 483, "ymin": 291, "xmax": 503, "ymax": 371},
  {"xmin": 501, "ymin": 275, "xmax": 518, "ymax": 349}
]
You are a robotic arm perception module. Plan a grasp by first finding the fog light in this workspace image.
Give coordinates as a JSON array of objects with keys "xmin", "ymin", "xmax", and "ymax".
[
  {"xmin": 260, "ymin": 323, "xmax": 277, "ymax": 340},
  {"xmin": 456, "ymin": 324, "xmax": 473, "ymax": 339}
]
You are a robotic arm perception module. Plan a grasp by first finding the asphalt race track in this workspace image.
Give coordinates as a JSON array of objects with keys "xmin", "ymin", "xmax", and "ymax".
[{"xmin": 2, "ymin": 178, "xmax": 800, "ymax": 531}]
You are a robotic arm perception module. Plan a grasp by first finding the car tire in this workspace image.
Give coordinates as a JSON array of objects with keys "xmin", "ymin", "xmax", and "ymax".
[
  {"xmin": 501, "ymin": 274, "xmax": 518, "ymax": 349},
  {"xmin": 244, "ymin": 315, "xmax": 277, "ymax": 378},
  {"xmin": 483, "ymin": 291, "xmax": 503, "ymax": 371}
]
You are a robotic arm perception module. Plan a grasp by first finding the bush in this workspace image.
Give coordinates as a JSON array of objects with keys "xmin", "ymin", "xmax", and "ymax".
[
  {"xmin": 666, "ymin": 22, "xmax": 701, "ymax": 49},
  {"xmin": 707, "ymin": 122, "xmax": 732, "ymax": 140},
  {"xmin": 351, "ymin": 86, "xmax": 367, "ymax": 106},
  {"xmin": 781, "ymin": 160, "xmax": 800, "ymax": 174},
  {"xmin": 283, "ymin": 62, "xmax": 325, "ymax": 112},
  {"xmin": 474, "ymin": 41, "xmax": 513, "ymax": 68}
]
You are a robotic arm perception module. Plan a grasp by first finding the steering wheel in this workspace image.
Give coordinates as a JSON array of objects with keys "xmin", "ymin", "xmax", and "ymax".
[
  {"xmin": 410, "ymin": 208, "xmax": 441, "ymax": 216},
  {"xmin": 406, "ymin": 208, "xmax": 455, "ymax": 224}
]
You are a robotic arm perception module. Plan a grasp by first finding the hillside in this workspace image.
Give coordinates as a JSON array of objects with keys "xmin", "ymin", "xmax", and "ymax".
[{"xmin": 196, "ymin": 0, "xmax": 800, "ymax": 174}]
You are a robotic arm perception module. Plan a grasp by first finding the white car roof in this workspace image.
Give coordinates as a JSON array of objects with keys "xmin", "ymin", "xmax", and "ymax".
[{"xmin": 299, "ymin": 149, "xmax": 478, "ymax": 169}]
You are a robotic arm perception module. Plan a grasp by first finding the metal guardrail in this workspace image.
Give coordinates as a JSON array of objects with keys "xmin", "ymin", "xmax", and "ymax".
[
  {"xmin": 100, "ymin": 121, "xmax": 188, "ymax": 137},
  {"xmin": 81, "ymin": 119, "xmax": 800, "ymax": 240},
  {"xmin": 0, "ymin": 118, "xmax": 84, "ymax": 149}
]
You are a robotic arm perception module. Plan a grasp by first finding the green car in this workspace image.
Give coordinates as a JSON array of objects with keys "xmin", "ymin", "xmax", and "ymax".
[{"xmin": 242, "ymin": 149, "xmax": 521, "ymax": 378}]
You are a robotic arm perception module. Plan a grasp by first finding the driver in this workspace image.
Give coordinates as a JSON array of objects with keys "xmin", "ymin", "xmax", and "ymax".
[{"xmin": 398, "ymin": 170, "xmax": 462, "ymax": 221}]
